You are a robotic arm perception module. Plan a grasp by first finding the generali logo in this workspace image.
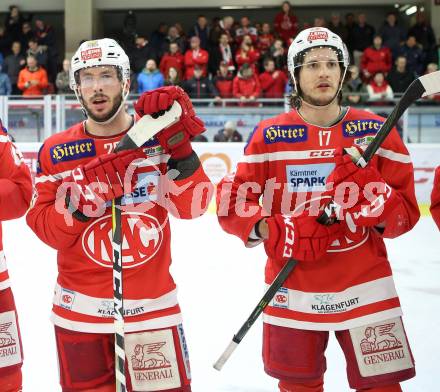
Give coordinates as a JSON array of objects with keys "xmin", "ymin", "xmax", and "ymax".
[
  {"xmin": 131, "ymin": 342, "xmax": 171, "ymax": 370},
  {"xmin": 360, "ymin": 323, "xmax": 402, "ymax": 355},
  {"xmin": 0, "ymin": 323, "xmax": 16, "ymax": 349}
]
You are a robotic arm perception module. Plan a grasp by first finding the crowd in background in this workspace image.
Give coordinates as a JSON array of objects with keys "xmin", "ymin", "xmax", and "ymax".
[{"xmin": 0, "ymin": 2, "xmax": 439, "ymax": 105}]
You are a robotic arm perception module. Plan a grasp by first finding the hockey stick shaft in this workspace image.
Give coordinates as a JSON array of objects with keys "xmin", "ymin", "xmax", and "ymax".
[
  {"xmin": 111, "ymin": 102, "xmax": 182, "ymax": 391},
  {"xmin": 213, "ymin": 259, "xmax": 298, "ymax": 370},
  {"xmin": 318, "ymin": 70, "xmax": 440, "ymax": 224},
  {"xmin": 213, "ymin": 70, "xmax": 440, "ymax": 372}
]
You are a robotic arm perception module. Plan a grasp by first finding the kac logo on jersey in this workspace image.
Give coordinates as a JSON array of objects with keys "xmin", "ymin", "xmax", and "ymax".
[
  {"xmin": 343, "ymin": 119, "xmax": 383, "ymax": 138},
  {"xmin": 50, "ymin": 139, "xmax": 96, "ymax": 164},
  {"xmin": 286, "ymin": 163, "xmax": 335, "ymax": 192},
  {"xmin": 263, "ymin": 125, "xmax": 307, "ymax": 144},
  {"xmin": 82, "ymin": 212, "xmax": 163, "ymax": 268}
]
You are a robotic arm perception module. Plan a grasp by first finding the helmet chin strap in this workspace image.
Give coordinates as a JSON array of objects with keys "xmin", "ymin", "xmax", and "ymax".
[{"xmin": 75, "ymin": 80, "xmax": 130, "ymax": 125}]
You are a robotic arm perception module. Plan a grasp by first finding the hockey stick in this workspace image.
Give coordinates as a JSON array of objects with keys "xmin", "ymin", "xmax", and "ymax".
[
  {"xmin": 213, "ymin": 70, "xmax": 440, "ymax": 371},
  {"xmin": 111, "ymin": 101, "xmax": 182, "ymax": 391}
]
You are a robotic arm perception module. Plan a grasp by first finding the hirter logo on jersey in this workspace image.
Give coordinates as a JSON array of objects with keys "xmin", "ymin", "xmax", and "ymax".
[
  {"xmin": 82, "ymin": 212, "xmax": 163, "ymax": 268},
  {"xmin": 81, "ymin": 47, "xmax": 102, "ymax": 61},
  {"xmin": 307, "ymin": 30, "xmax": 328, "ymax": 41},
  {"xmin": 343, "ymin": 119, "xmax": 383, "ymax": 138},
  {"xmin": 50, "ymin": 139, "xmax": 96, "ymax": 164},
  {"xmin": 263, "ymin": 125, "xmax": 307, "ymax": 144}
]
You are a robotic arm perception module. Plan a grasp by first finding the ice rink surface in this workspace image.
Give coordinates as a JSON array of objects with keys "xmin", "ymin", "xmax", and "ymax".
[{"xmin": 3, "ymin": 214, "xmax": 439, "ymax": 391}]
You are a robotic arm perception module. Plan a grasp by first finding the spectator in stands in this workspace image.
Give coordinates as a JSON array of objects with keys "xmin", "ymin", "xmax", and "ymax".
[
  {"xmin": 235, "ymin": 35, "xmax": 260, "ymax": 74},
  {"xmin": 0, "ymin": 25, "xmax": 12, "ymax": 56},
  {"xmin": 131, "ymin": 36, "xmax": 157, "ymax": 74},
  {"xmin": 313, "ymin": 17, "xmax": 326, "ymax": 28},
  {"xmin": 210, "ymin": 15, "xmax": 235, "ymax": 48},
  {"xmin": 182, "ymin": 65, "xmax": 220, "ymax": 102},
  {"xmin": 164, "ymin": 26, "xmax": 186, "ymax": 54},
  {"xmin": 351, "ymin": 13, "xmax": 375, "ymax": 67},
  {"xmin": 399, "ymin": 35, "xmax": 425, "ymax": 76},
  {"xmin": 408, "ymin": 11, "xmax": 437, "ymax": 65},
  {"xmin": 422, "ymin": 63, "xmax": 440, "ymax": 103},
  {"xmin": 270, "ymin": 39, "xmax": 287, "ymax": 70},
  {"xmin": 232, "ymin": 63, "xmax": 261, "ymax": 106},
  {"xmin": 342, "ymin": 65, "xmax": 367, "ymax": 105},
  {"xmin": 27, "ymin": 38, "xmax": 49, "ymax": 72},
  {"xmin": 379, "ymin": 12, "xmax": 406, "ymax": 59},
  {"xmin": 164, "ymin": 67, "xmax": 181, "ymax": 87},
  {"xmin": 259, "ymin": 57, "xmax": 287, "ymax": 99},
  {"xmin": 209, "ymin": 32, "xmax": 235, "ymax": 76},
  {"xmin": 160, "ymin": 42, "xmax": 184, "ymax": 80},
  {"xmin": 344, "ymin": 12, "xmax": 356, "ymax": 56},
  {"xmin": 55, "ymin": 59, "xmax": 71, "ymax": 94},
  {"xmin": 137, "ymin": 59, "xmax": 164, "ymax": 93},
  {"xmin": 361, "ymin": 35, "xmax": 392, "ymax": 81},
  {"xmin": 188, "ymin": 15, "xmax": 211, "ymax": 51},
  {"xmin": 214, "ymin": 61, "xmax": 234, "ymax": 98},
  {"xmin": 17, "ymin": 55, "xmax": 48, "ymax": 96},
  {"xmin": 387, "ymin": 56, "xmax": 415, "ymax": 94},
  {"xmin": 20, "ymin": 21, "xmax": 34, "ymax": 49},
  {"xmin": 327, "ymin": 13, "xmax": 348, "ymax": 43},
  {"xmin": 257, "ymin": 22, "xmax": 274, "ymax": 59},
  {"xmin": 0, "ymin": 64, "xmax": 12, "ymax": 96},
  {"xmin": 184, "ymin": 36, "xmax": 209, "ymax": 80},
  {"xmin": 3, "ymin": 41, "xmax": 25, "ymax": 94},
  {"xmin": 214, "ymin": 120, "xmax": 243, "ymax": 142},
  {"xmin": 367, "ymin": 71, "xmax": 393, "ymax": 102},
  {"xmin": 235, "ymin": 16, "xmax": 258, "ymax": 46},
  {"xmin": 4, "ymin": 5, "xmax": 25, "ymax": 42},
  {"xmin": 35, "ymin": 18, "xmax": 58, "ymax": 83},
  {"xmin": 150, "ymin": 22, "xmax": 168, "ymax": 56},
  {"xmin": 274, "ymin": 1, "xmax": 298, "ymax": 45}
]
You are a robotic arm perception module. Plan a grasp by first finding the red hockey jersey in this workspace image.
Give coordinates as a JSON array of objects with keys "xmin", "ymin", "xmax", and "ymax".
[
  {"xmin": 430, "ymin": 166, "xmax": 440, "ymax": 230},
  {"xmin": 27, "ymin": 121, "xmax": 212, "ymax": 333},
  {"xmin": 217, "ymin": 108, "xmax": 419, "ymax": 331},
  {"xmin": 0, "ymin": 124, "xmax": 33, "ymax": 290}
]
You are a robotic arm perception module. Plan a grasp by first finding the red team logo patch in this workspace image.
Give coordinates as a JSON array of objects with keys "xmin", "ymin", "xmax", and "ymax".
[
  {"xmin": 275, "ymin": 294, "xmax": 287, "ymax": 303},
  {"xmin": 307, "ymin": 30, "xmax": 328, "ymax": 41},
  {"xmin": 80, "ymin": 47, "xmax": 102, "ymax": 61},
  {"xmin": 82, "ymin": 212, "xmax": 163, "ymax": 268}
]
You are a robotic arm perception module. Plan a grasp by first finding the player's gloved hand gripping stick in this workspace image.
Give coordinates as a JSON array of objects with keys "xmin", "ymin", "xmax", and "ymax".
[
  {"xmin": 111, "ymin": 102, "xmax": 182, "ymax": 391},
  {"xmin": 213, "ymin": 70, "xmax": 440, "ymax": 371}
]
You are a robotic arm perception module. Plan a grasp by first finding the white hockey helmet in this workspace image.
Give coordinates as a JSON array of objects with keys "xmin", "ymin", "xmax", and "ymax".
[
  {"xmin": 70, "ymin": 38, "xmax": 130, "ymax": 91},
  {"xmin": 287, "ymin": 27, "xmax": 350, "ymax": 108}
]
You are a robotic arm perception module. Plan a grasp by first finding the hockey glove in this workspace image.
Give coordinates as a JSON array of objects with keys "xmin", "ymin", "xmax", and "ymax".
[
  {"xmin": 134, "ymin": 86, "xmax": 205, "ymax": 160},
  {"xmin": 63, "ymin": 149, "xmax": 145, "ymax": 220},
  {"xmin": 326, "ymin": 146, "xmax": 401, "ymax": 227},
  {"xmin": 264, "ymin": 213, "xmax": 344, "ymax": 262}
]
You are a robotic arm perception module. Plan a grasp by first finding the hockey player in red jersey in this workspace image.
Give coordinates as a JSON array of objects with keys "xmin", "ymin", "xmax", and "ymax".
[
  {"xmin": 26, "ymin": 38, "xmax": 213, "ymax": 392},
  {"xmin": 0, "ymin": 120, "xmax": 32, "ymax": 392},
  {"xmin": 216, "ymin": 27, "xmax": 419, "ymax": 392},
  {"xmin": 430, "ymin": 166, "xmax": 440, "ymax": 229}
]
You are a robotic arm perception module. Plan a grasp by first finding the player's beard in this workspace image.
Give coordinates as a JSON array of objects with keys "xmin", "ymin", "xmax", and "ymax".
[
  {"xmin": 83, "ymin": 93, "xmax": 123, "ymax": 123},
  {"xmin": 301, "ymin": 89, "xmax": 338, "ymax": 107}
]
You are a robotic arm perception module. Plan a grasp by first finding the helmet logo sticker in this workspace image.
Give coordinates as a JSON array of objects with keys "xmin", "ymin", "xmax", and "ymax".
[
  {"xmin": 307, "ymin": 30, "xmax": 328, "ymax": 42},
  {"xmin": 81, "ymin": 48, "xmax": 103, "ymax": 61}
]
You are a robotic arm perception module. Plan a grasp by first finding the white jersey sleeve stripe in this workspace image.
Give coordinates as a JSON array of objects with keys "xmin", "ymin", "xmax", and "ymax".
[{"xmin": 376, "ymin": 147, "xmax": 412, "ymax": 164}]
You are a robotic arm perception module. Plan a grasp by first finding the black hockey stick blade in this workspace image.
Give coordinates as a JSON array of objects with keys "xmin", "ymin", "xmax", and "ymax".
[
  {"xmin": 115, "ymin": 101, "xmax": 182, "ymax": 152},
  {"xmin": 213, "ymin": 259, "xmax": 298, "ymax": 371}
]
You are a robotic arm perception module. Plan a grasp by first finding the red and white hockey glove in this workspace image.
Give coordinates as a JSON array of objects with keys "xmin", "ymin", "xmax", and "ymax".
[
  {"xmin": 134, "ymin": 86, "xmax": 205, "ymax": 160},
  {"xmin": 63, "ymin": 149, "xmax": 145, "ymax": 220},
  {"xmin": 264, "ymin": 213, "xmax": 343, "ymax": 262},
  {"xmin": 326, "ymin": 146, "xmax": 401, "ymax": 227}
]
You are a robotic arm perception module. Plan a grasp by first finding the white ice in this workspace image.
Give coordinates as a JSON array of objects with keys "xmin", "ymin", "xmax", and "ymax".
[{"xmin": 3, "ymin": 214, "xmax": 440, "ymax": 391}]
